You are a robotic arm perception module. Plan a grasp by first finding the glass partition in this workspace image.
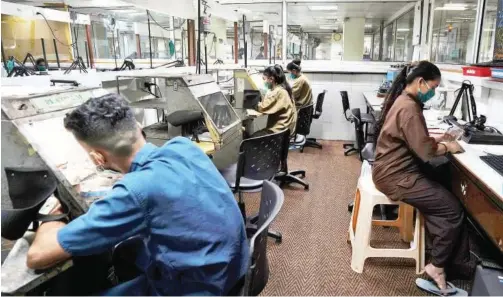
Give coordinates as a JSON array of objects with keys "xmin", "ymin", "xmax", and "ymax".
[
  {"xmin": 363, "ymin": 34, "xmax": 373, "ymax": 60},
  {"xmin": 1, "ymin": 15, "xmax": 73, "ymax": 64},
  {"xmin": 198, "ymin": 92, "xmax": 240, "ymax": 132},
  {"xmin": 394, "ymin": 9, "xmax": 414, "ymax": 62},
  {"xmin": 382, "ymin": 23, "xmax": 395, "ymax": 61},
  {"xmin": 478, "ymin": 0, "xmax": 498, "ymax": 62},
  {"xmin": 372, "ymin": 28, "xmax": 381, "ymax": 61},
  {"xmin": 430, "ymin": 0, "xmax": 478, "ymax": 64}
]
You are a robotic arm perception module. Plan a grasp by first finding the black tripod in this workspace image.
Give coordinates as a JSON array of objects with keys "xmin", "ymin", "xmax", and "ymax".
[
  {"xmin": 64, "ymin": 57, "xmax": 87, "ymax": 74},
  {"xmin": 113, "ymin": 59, "xmax": 136, "ymax": 71}
]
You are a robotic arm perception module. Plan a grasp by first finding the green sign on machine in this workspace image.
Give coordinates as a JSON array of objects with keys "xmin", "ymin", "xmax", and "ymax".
[{"xmin": 30, "ymin": 91, "xmax": 93, "ymax": 113}]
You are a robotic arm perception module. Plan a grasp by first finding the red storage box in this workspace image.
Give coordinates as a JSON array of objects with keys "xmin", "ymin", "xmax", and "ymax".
[{"xmin": 462, "ymin": 66, "xmax": 492, "ymax": 77}]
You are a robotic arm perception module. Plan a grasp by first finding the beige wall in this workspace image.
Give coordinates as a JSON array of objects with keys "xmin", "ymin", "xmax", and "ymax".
[{"xmin": 342, "ymin": 18, "xmax": 365, "ymax": 61}]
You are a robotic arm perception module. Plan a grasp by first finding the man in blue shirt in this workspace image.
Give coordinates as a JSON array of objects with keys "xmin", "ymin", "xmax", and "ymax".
[{"xmin": 26, "ymin": 93, "xmax": 249, "ymax": 295}]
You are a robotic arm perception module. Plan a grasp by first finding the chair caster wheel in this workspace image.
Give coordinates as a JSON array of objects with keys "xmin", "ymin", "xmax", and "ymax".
[
  {"xmin": 348, "ymin": 201, "xmax": 354, "ymax": 212},
  {"xmin": 305, "ymin": 185, "xmax": 309, "ymax": 190},
  {"xmin": 275, "ymin": 237, "xmax": 282, "ymax": 244},
  {"xmin": 301, "ymin": 174, "xmax": 306, "ymax": 178}
]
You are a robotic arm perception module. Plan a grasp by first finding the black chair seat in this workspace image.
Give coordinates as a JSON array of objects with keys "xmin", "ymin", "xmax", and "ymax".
[
  {"xmin": 220, "ymin": 163, "xmax": 264, "ymax": 192},
  {"xmin": 361, "ymin": 113, "xmax": 375, "ymax": 123}
]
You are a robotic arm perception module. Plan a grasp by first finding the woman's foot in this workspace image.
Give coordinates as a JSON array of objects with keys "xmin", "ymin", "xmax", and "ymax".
[
  {"xmin": 424, "ymin": 263, "xmax": 447, "ymax": 290},
  {"xmin": 425, "ymin": 263, "xmax": 447, "ymax": 291}
]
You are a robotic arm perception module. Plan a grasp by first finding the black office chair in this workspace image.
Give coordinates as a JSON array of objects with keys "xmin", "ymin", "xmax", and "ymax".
[
  {"xmin": 112, "ymin": 235, "xmax": 144, "ymax": 284},
  {"xmin": 305, "ymin": 90, "xmax": 326, "ymax": 150},
  {"xmin": 345, "ymin": 117, "xmax": 388, "ymax": 221},
  {"xmin": 341, "ymin": 91, "xmax": 375, "ymax": 156},
  {"xmin": 350, "ymin": 108, "xmax": 368, "ymax": 161},
  {"xmin": 219, "ymin": 129, "xmax": 289, "ymax": 243},
  {"xmin": 243, "ymin": 181, "xmax": 284, "ymax": 296},
  {"xmin": 275, "ymin": 104, "xmax": 313, "ymax": 190}
]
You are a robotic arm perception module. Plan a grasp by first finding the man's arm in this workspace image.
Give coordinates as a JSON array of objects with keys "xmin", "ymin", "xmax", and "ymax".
[
  {"xmin": 27, "ymin": 220, "xmax": 70, "ymax": 269},
  {"xmin": 27, "ymin": 184, "xmax": 147, "ymax": 270}
]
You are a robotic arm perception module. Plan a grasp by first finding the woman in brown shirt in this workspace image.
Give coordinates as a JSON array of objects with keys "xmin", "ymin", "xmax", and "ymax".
[
  {"xmin": 253, "ymin": 65, "xmax": 297, "ymax": 136},
  {"xmin": 287, "ymin": 59, "xmax": 313, "ymax": 108},
  {"xmin": 372, "ymin": 61, "xmax": 469, "ymax": 292}
]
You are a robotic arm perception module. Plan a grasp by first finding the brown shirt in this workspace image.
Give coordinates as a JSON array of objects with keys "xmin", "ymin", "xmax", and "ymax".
[
  {"xmin": 257, "ymin": 85, "xmax": 297, "ymax": 135},
  {"xmin": 292, "ymin": 74, "xmax": 313, "ymax": 108},
  {"xmin": 372, "ymin": 92, "xmax": 438, "ymax": 200}
]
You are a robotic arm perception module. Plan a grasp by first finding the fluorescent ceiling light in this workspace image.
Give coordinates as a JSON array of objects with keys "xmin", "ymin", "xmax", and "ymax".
[
  {"xmin": 435, "ymin": 7, "xmax": 467, "ymax": 10},
  {"xmin": 111, "ymin": 9, "xmax": 140, "ymax": 14},
  {"xmin": 445, "ymin": 3, "xmax": 467, "ymax": 7},
  {"xmin": 309, "ymin": 5, "xmax": 338, "ymax": 11},
  {"xmin": 365, "ymin": 24, "xmax": 373, "ymax": 28},
  {"xmin": 319, "ymin": 25, "xmax": 338, "ymax": 30},
  {"xmin": 435, "ymin": 3, "xmax": 467, "ymax": 11},
  {"xmin": 313, "ymin": 16, "xmax": 337, "ymax": 19},
  {"xmin": 236, "ymin": 8, "xmax": 251, "ymax": 14},
  {"xmin": 396, "ymin": 28, "xmax": 410, "ymax": 32}
]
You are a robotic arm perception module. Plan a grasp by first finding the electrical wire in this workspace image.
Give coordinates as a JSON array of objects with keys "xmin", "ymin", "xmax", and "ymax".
[
  {"xmin": 147, "ymin": 11, "xmax": 186, "ymax": 32},
  {"xmin": 36, "ymin": 12, "xmax": 78, "ymax": 49}
]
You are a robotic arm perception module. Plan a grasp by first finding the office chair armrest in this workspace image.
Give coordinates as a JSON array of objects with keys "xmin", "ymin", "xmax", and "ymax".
[{"xmin": 349, "ymin": 111, "xmax": 361, "ymax": 125}]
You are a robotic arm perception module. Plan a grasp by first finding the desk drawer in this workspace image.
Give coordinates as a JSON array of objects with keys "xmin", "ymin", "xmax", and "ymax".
[{"xmin": 451, "ymin": 163, "xmax": 503, "ymax": 252}]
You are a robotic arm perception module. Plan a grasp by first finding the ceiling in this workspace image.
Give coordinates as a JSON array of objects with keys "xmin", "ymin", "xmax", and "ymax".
[
  {"xmin": 3, "ymin": 0, "xmax": 175, "ymax": 26},
  {"xmin": 221, "ymin": 1, "xmax": 416, "ymax": 33},
  {"xmin": 5, "ymin": 0, "xmax": 418, "ymax": 33}
]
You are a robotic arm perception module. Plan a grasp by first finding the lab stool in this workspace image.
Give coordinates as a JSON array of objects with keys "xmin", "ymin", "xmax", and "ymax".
[{"xmin": 348, "ymin": 161, "xmax": 425, "ymax": 275}]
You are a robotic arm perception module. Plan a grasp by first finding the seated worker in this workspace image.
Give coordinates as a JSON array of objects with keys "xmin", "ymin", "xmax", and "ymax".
[
  {"xmin": 286, "ymin": 59, "xmax": 313, "ymax": 108},
  {"xmin": 252, "ymin": 65, "xmax": 297, "ymax": 136},
  {"xmin": 26, "ymin": 93, "xmax": 249, "ymax": 295},
  {"xmin": 372, "ymin": 61, "xmax": 471, "ymax": 292},
  {"xmin": 35, "ymin": 58, "xmax": 47, "ymax": 71},
  {"xmin": 255, "ymin": 46, "xmax": 265, "ymax": 59}
]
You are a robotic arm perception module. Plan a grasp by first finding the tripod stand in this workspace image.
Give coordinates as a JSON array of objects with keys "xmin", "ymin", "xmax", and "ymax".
[{"xmin": 64, "ymin": 57, "xmax": 87, "ymax": 74}]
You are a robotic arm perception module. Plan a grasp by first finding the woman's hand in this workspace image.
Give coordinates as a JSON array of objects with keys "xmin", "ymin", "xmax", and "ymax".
[
  {"xmin": 445, "ymin": 141, "xmax": 464, "ymax": 154},
  {"xmin": 433, "ymin": 132, "xmax": 455, "ymax": 143}
]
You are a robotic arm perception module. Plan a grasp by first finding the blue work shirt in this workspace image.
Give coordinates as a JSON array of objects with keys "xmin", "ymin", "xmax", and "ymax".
[{"xmin": 58, "ymin": 137, "xmax": 249, "ymax": 295}]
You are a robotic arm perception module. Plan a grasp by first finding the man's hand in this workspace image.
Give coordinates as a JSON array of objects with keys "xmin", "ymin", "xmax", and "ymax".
[
  {"xmin": 49, "ymin": 201, "xmax": 64, "ymax": 215},
  {"xmin": 26, "ymin": 201, "xmax": 70, "ymax": 270}
]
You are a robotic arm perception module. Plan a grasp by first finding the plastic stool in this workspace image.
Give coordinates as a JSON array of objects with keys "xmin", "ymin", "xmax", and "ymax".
[{"xmin": 348, "ymin": 161, "xmax": 425, "ymax": 274}]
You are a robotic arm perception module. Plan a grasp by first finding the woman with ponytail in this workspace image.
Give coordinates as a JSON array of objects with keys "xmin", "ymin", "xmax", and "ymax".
[
  {"xmin": 286, "ymin": 59, "xmax": 313, "ymax": 107},
  {"xmin": 252, "ymin": 64, "xmax": 297, "ymax": 136},
  {"xmin": 372, "ymin": 61, "xmax": 472, "ymax": 291}
]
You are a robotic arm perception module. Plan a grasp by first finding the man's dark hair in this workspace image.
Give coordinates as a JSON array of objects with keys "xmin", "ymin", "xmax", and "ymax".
[
  {"xmin": 64, "ymin": 93, "xmax": 139, "ymax": 156},
  {"xmin": 35, "ymin": 58, "xmax": 46, "ymax": 66}
]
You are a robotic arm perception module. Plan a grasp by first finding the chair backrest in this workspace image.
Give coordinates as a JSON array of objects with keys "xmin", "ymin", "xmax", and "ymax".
[
  {"xmin": 112, "ymin": 235, "xmax": 144, "ymax": 283},
  {"xmin": 351, "ymin": 108, "xmax": 365, "ymax": 151},
  {"xmin": 235, "ymin": 129, "xmax": 290, "ymax": 190},
  {"xmin": 244, "ymin": 181, "xmax": 284, "ymax": 296},
  {"xmin": 295, "ymin": 104, "xmax": 314, "ymax": 136},
  {"xmin": 313, "ymin": 91, "xmax": 326, "ymax": 119},
  {"xmin": 340, "ymin": 91, "xmax": 351, "ymax": 121},
  {"xmin": 361, "ymin": 142, "xmax": 376, "ymax": 163}
]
